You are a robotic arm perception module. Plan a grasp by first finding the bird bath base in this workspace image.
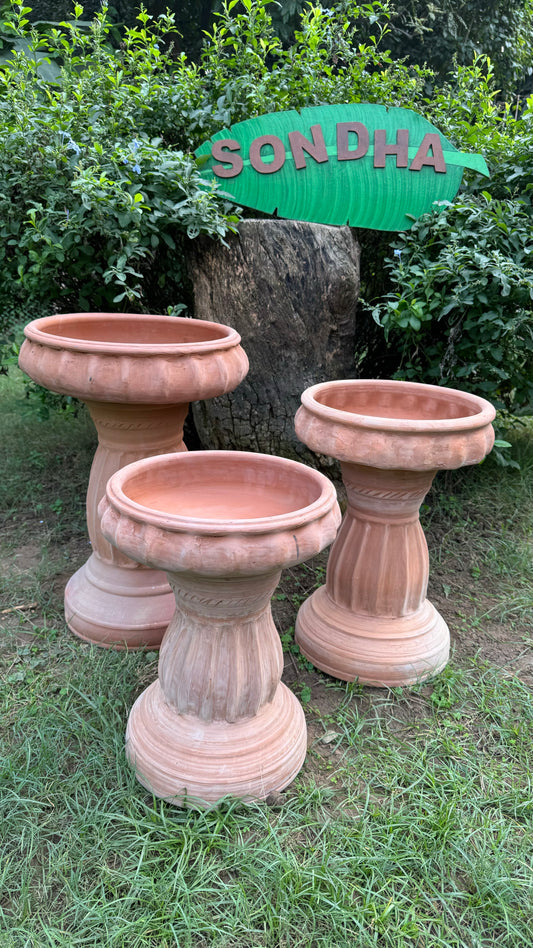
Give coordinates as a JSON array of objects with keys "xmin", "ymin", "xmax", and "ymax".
[
  {"xmin": 296, "ymin": 465, "xmax": 449, "ymax": 686},
  {"xmin": 18, "ymin": 313, "xmax": 248, "ymax": 649},
  {"xmin": 128, "ymin": 682, "xmax": 303, "ymax": 805},
  {"xmin": 294, "ymin": 380, "xmax": 495, "ymax": 687},
  {"xmin": 64, "ymin": 556, "xmax": 173, "ymax": 650},
  {"xmin": 100, "ymin": 450, "xmax": 340, "ymax": 806}
]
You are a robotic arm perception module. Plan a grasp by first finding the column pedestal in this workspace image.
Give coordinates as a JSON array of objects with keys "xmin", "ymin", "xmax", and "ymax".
[
  {"xmin": 65, "ymin": 402, "xmax": 187, "ymax": 649},
  {"xmin": 127, "ymin": 572, "xmax": 307, "ymax": 804}
]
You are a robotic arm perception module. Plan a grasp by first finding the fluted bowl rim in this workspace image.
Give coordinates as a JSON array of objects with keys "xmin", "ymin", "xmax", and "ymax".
[
  {"xmin": 22, "ymin": 312, "xmax": 242, "ymax": 356},
  {"xmin": 299, "ymin": 379, "xmax": 496, "ymax": 433},
  {"xmin": 103, "ymin": 450, "xmax": 339, "ymax": 537}
]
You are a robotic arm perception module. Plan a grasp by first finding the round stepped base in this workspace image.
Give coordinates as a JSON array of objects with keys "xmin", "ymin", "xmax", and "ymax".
[
  {"xmin": 126, "ymin": 680, "xmax": 307, "ymax": 807},
  {"xmin": 296, "ymin": 586, "xmax": 449, "ymax": 687},
  {"xmin": 65, "ymin": 554, "xmax": 175, "ymax": 649}
]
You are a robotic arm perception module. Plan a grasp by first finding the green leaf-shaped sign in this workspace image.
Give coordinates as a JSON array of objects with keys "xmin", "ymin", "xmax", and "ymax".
[{"xmin": 196, "ymin": 104, "xmax": 489, "ymax": 231}]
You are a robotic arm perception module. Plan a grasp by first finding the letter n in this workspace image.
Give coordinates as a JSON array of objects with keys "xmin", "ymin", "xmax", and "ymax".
[{"xmin": 288, "ymin": 124, "xmax": 328, "ymax": 170}]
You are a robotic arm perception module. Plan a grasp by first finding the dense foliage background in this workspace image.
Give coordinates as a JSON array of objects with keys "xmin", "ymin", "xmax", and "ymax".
[
  {"xmin": 23, "ymin": 0, "xmax": 533, "ymax": 97},
  {"xmin": 1, "ymin": 0, "xmax": 532, "ymax": 415}
]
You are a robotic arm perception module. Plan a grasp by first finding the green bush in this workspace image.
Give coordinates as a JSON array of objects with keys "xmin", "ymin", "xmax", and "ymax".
[
  {"xmin": 367, "ymin": 56, "xmax": 533, "ymax": 414},
  {"xmin": 424, "ymin": 56, "xmax": 533, "ymax": 205},
  {"xmin": 371, "ymin": 193, "xmax": 533, "ymax": 412},
  {"xmin": 4, "ymin": 0, "xmax": 533, "ymax": 420},
  {"xmin": 0, "ymin": 0, "xmax": 431, "ymax": 368},
  {"xmin": 385, "ymin": 0, "xmax": 533, "ymax": 98},
  {"xmin": 0, "ymin": 2, "xmax": 241, "ymax": 321}
]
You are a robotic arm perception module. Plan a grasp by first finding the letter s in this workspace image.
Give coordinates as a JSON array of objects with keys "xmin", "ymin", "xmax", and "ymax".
[{"xmin": 211, "ymin": 139, "xmax": 244, "ymax": 178}]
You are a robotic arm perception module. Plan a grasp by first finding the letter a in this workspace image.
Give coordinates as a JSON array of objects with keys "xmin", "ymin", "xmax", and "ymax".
[{"xmin": 410, "ymin": 134, "xmax": 446, "ymax": 173}]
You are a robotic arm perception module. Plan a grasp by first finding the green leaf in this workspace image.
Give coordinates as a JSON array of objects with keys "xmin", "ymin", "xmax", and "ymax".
[{"xmin": 196, "ymin": 104, "xmax": 489, "ymax": 231}]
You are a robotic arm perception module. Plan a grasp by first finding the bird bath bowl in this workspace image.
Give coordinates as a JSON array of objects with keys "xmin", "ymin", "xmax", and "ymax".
[
  {"xmin": 18, "ymin": 312, "xmax": 248, "ymax": 649},
  {"xmin": 294, "ymin": 379, "xmax": 496, "ymax": 687},
  {"xmin": 99, "ymin": 449, "xmax": 341, "ymax": 807}
]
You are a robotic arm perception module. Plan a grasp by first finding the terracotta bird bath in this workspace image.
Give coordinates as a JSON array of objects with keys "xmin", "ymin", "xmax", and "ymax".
[
  {"xmin": 99, "ymin": 450, "xmax": 341, "ymax": 806},
  {"xmin": 18, "ymin": 313, "xmax": 248, "ymax": 649},
  {"xmin": 294, "ymin": 379, "xmax": 496, "ymax": 687}
]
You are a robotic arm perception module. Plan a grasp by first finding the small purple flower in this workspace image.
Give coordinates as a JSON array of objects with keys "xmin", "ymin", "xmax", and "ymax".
[
  {"xmin": 132, "ymin": 163, "xmax": 141, "ymax": 174},
  {"xmin": 394, "ymin": 249, "xmax": 402, "ymax": 260}
]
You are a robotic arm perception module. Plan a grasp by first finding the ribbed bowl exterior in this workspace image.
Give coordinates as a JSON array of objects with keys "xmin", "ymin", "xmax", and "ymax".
[
  {"xmin": 18, "ymin": 312, "xmax": 249, "ymax": 404},
  {"xmin": 99, "ymin": 450, "xmax": 341, "ymax": 576},
  {"xmin": 295, "ymin": 379, "xmax": 496, "ymax": 471}
]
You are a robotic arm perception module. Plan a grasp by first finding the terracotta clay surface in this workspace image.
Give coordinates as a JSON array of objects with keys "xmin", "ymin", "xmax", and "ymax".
[
  {"xmin": 18, "ymin": 313, "xmax": 248, "ymax": 649},
  {"xmin": 294, "ymin": 379, "xmax": 496, "ymax": 686},
  {"xmin": 99, "ymin": 450, "xmax": 341, "ymax": 806}
]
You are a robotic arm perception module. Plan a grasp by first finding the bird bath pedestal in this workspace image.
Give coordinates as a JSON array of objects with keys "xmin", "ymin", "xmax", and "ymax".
[
  {"xmin": 294, "ymin": 380, "xmax": 495, "ymax": 687},
  {"xmin": 99, "ymin": 450, "xmax": 341, "ymax": 806},
  {"xmin": 18, "ymin": 313, "xmax": 248, "ymax": 649}
]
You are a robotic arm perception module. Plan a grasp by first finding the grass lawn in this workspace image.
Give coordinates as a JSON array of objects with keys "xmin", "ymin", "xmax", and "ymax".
[{"xmin": 1, "ymin": 370, "xmax": 533, "ymax": 947}]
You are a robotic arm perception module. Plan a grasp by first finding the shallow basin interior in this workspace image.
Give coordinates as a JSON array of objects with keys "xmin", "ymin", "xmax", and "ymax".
[
  {"xmin": 124, "ymin": 456, "xmax": 322, "ymax": 521},
  {"xmin": 39, "ymin": 314, "xmax": 228, "ymax": 346},
  {"xmin": 315, "ymin": 383, "xmax": 481, "ymax": 421}
]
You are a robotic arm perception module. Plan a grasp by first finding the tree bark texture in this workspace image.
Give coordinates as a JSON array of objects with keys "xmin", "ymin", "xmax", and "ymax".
[{"xmin": 186, "ymin": 219, "xmax": 360, "ymax": 465}]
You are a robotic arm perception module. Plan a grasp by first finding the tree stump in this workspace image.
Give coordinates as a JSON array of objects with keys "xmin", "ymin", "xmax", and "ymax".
[{"xmin": 186, "ymin": 219, "xmax": 360, "ymax": 464}]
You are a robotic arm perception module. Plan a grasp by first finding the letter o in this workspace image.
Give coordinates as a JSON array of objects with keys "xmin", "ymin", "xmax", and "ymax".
[{"xmin": 249, "ymin": 135, "xmax": 286, "ymax": 174}]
